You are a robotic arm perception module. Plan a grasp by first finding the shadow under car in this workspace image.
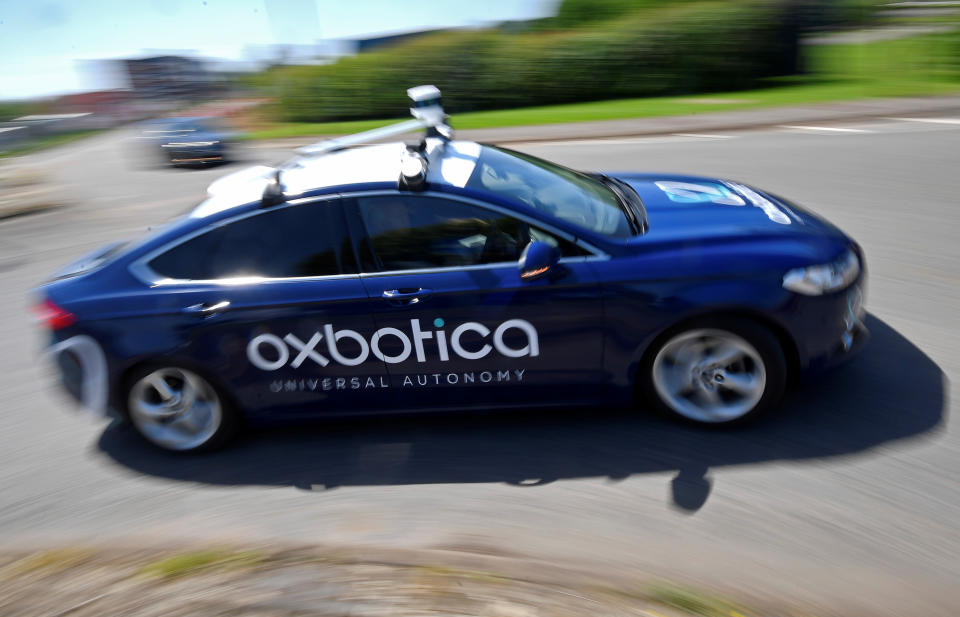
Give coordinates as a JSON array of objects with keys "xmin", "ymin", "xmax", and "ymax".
[{"xmin": 97, "ymin": 314, "xmax": 947, "ymax": 510}]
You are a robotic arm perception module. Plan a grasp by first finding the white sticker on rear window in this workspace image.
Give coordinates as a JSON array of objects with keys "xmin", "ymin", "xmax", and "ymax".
[{"xmin": 654, "ymin": 181, "xmax": 746, "ymax": 206}]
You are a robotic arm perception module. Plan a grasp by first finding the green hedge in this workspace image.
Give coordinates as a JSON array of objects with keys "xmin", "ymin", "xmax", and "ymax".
[
  {"xmin": 0, "ymin": 101, "xmax": 37, "ymax": 122},
  {"xmin": 809, "ymin": 0, "xmax": 884, "ymax": 28},
  {"xmin": 549, "ymin": 0, "xmax": 684, "ymax": 28},
  {"xmin": 265, "ymin": 0, "xmax": 803, "ymax": 122}
]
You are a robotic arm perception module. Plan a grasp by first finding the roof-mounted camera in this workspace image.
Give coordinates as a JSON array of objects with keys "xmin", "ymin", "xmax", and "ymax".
[
  {"xmin": 407, "ymin": 85, "xmax": 452, "ymax": 140},
  {"xmin": 260, "ymin": 168, "xmax": 286, "ymax": 208}
]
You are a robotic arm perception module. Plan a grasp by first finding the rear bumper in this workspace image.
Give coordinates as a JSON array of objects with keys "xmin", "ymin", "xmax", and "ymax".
[{"xmin": 44, "ymin": 335, "xmax": 110, "ymax": 417}]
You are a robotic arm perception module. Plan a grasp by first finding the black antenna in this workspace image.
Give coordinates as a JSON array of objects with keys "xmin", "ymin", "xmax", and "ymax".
[{"xmin": 261, "ymin": 169, "xmax": 286, "ymax": 207}]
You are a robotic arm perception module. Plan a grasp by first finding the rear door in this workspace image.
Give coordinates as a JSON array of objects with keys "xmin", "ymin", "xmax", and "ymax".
[
  {"xmin": 135, "ymin": 196, "xmax": 390, "ymax": 417},
  {"xmin": 347, "ymin": 192, "xmax": 605, "ymax": 410}
]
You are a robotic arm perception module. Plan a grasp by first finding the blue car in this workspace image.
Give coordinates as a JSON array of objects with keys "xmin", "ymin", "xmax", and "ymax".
[
  {"xmin": 35, "ymin": 86, "xmax": 866, "ymax": 452},
  {"xmin": 138, "ymin": 116, "xmax": 232, "ymax": 167}
]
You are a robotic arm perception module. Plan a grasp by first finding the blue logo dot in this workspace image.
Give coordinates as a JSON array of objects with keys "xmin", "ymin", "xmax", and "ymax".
[{"xmin": 433, "ymin": 318, "xmax": 445, "ymax": 328}]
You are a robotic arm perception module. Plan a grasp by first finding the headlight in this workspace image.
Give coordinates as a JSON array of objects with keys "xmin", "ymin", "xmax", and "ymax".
[{"xmin": 783, "ymin": 248, "xmax": 860, "ymax": 295}]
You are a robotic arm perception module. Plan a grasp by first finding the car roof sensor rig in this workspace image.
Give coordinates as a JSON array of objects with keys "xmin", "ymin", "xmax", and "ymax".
[
  {"xmin": 295, "ymin": 85, "xmax": 451, "ymax": 156},
  {"xmin": 262, "ymin": 85, "xmax": 451, "ymax": 206}
]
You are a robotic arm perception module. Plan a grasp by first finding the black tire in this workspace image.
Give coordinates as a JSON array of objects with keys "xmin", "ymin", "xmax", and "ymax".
[
  {"xmin": 123, "ymin": 364, "xmax": 240, "ymax": 452},
  {"xmin": 638, "ymin": 316, "xmax": 787, "ymax": 426}
]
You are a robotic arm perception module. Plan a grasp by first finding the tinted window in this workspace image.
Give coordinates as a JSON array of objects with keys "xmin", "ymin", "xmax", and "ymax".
[
  {"xmin": 466, "ymin": 146, "xmax": 633, "ymax": 238},
  {"xmin": 148, "ymin": 201, "xmax": 355, "ymax": 280},
  {"xmin": 357, "ymin": 195, "xmax": 586, "ymax": 272},
  {"xmin": 147, "ymin": 227, "xmax": 224, "ymax": 280}
]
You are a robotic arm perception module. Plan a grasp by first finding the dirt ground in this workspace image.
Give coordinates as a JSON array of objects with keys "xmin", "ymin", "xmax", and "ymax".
[{"xmin": 0, "ymin": 545, "xmax": 795, "ymax": 617}]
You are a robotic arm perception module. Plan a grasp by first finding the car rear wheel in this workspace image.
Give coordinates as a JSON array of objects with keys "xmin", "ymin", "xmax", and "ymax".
[
  {"xmin": 642, "ymin": 318, "xmax": 786, "ymax": 425},
  {"xmin": 126, "ymin": 366, "xmax": 237, "ymax": 452}
]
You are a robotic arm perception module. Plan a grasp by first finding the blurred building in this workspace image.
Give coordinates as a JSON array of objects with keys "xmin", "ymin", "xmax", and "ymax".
[
  {"xmin": 52, "ymin": 90, "xmax": 139, "ymax": 128},
  {"xmin": 122, "ymin": 55, "xmax": 219, "ymax": 101}
]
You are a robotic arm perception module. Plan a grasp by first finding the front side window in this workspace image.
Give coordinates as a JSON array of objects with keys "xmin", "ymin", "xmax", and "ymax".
[
  {"xmin": 356, "ymin": 195, "xmax": 586, "ymax": 272},
  {"xmin": 148, "ymin": 201, "xmax": 355, "ymax": 280},
  {"xmin": 466, "ymin": 146, "xmax": 633, "ymax": 238}
]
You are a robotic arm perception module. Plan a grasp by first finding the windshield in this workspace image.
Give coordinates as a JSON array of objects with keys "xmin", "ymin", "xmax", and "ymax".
[
  {"xmin": 466, "ymin": 146, "xmax": 634, "ymax": 237},
  {"xmin": 143, "ymin": 118, "xmax": 215, "ymax": 135}
]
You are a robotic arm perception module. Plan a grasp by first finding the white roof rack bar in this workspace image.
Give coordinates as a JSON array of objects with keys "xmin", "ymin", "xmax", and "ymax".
[
  {"xmin": 296, "ymin": 118, "xmax": 426, "ymax": 156},
  {"xmin": 296, "ymin": 85, "xmax": 451, "ymax": 157}
]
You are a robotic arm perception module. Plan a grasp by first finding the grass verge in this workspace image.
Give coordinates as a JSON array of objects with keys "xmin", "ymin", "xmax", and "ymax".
[
  {"xmin": 139, "ymin": 548, "xmax": 264, "ymax": 579},
  {"xmin": 242, "ymin": 29, "xmax": 960, "ymax": 140},
  {"xmin": 0, "ymin": 130, "xmax": 103, "ymax": 159},
  {"xmin": 648, "ymin": 583, "xmax": 752, "ymax": 617},
  {"xmin": 0, "ymin": 546, "xmax": 804, "ymax": 616}
]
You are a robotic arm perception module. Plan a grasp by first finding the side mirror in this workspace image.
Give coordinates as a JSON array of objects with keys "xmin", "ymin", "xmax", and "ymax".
[{"xmin": 519, "ymin": 241, "xmax": 559, "ymax": 281}]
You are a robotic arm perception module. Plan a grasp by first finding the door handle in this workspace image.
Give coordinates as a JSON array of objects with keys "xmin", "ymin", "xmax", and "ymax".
[
  {"xmin": 183, "ymin": 300, "xmax": 230, "ymax": 315},
  {"xmin": 382, "ymin": 288, "xmax": 431, "ymax": 306}
]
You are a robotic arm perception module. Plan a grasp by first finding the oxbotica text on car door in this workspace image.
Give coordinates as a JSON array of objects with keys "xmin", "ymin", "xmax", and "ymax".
[{"xmin": 248, "ymin": 317, "xmax": 539, "ymax": 392}]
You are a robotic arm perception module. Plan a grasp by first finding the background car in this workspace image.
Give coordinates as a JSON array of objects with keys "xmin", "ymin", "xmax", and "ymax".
[{"xmin": 137, "ymin": 116, "xmax": 233, "ymax": 167}]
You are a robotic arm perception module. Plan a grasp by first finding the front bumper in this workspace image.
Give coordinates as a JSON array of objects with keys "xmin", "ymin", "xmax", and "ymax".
[
  {"xmin": 794, "ymin": 281, "xmax": 869, "ymax": 373},
  {"xmin": 164, "ymin": 145, "xmax": 225, "ymax": 165}
]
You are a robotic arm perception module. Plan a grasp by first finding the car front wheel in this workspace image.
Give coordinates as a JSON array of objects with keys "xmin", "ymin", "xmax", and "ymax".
[
  {"xmin": 642, "ymin": 318, "xmax": 787, "ymax": 425},
  {"xmin": 125, "ymin": 366, "xmax": 237, "ymax": 452}
]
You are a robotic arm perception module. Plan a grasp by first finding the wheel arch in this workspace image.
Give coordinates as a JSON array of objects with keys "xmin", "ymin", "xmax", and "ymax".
[
  {"xmin": 112, "ymin": 355, "xmax": 245, "ymax": 422},
  {"xmin": 629, "ymin": 308, "xmax": 800, "ymax": 401}
]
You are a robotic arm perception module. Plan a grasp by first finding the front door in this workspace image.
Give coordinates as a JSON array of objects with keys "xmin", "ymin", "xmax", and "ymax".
[{"xmin": 349, "ymin": 193, "xmax": 604, "ymax": 410}]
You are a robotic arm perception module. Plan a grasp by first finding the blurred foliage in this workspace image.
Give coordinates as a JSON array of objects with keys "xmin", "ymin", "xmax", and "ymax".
[
  {"xmin": 140, "ymin": 549, "xmax": 264, "ymax": 579},
  {"xmin": 806, "ymin": 0, "xmax": 886, "ymax": 28},
  {"xmin": 0, "ymin": 101, "xmax": 41, "ymax": 122},
  {"xmin": 548, "ymin": 0, "xmax": 699, "ymax": 28},
  {"xmin": 245, "ymin": 27, "xmax": 960, "ymax": 140},
  {"xmin": 546, "ymin": 0, "xmax": 885, "ymax": 31},
  {"xmin": 647, "ymin": 583, "xmax": 746, "ymax": 617},
  {"xmin": 0, "ymin": 130, "xmax": 102, "ymax": 158},
  {"xmin": 954, "ymin": 31, "xmax": 960, "ymax": 73},
  {"xmin": 812, "ymin": 29, "xmax": 960, "ymax": 91},
  {"xmin": 257, "ymin": 0, "xmax": 806, "ymax": 122}
]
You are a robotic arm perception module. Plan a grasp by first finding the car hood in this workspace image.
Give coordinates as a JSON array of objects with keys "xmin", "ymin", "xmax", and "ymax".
[{"xmin": 614, "ymin": 173, "xmax": 846, "ymax": 245}]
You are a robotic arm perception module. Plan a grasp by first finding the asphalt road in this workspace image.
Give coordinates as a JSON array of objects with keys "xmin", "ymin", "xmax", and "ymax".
[{"xmin": 1, "ymin": 119, "xmax": 958, "ymax": 615}]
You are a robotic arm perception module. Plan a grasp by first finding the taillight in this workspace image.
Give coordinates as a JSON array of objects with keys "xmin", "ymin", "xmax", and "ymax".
[{"xmin": 33, "ymin": 299, "xmax": 76, "ymax": 330}]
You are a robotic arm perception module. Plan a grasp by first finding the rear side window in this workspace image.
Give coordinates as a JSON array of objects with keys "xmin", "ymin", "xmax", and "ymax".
[{"xmin": 148, "ymin": 201, "xmax": 355, "ymax": 280}]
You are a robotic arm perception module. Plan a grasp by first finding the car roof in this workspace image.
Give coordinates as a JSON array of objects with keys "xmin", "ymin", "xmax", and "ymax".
[{"xmin": 191, "ymin": 139, "xmax": 482, "ymax": 219}]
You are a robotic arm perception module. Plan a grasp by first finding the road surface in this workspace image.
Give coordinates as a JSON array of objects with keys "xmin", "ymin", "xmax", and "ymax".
[{"xmin": 1, "ymin": 118, "xmax": 957, "ymax": 615}]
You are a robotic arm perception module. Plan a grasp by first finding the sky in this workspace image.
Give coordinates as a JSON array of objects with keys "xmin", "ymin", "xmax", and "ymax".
[{"xmin": 0, "ymin": 0, "xmax": 555, "ymax": 101}]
